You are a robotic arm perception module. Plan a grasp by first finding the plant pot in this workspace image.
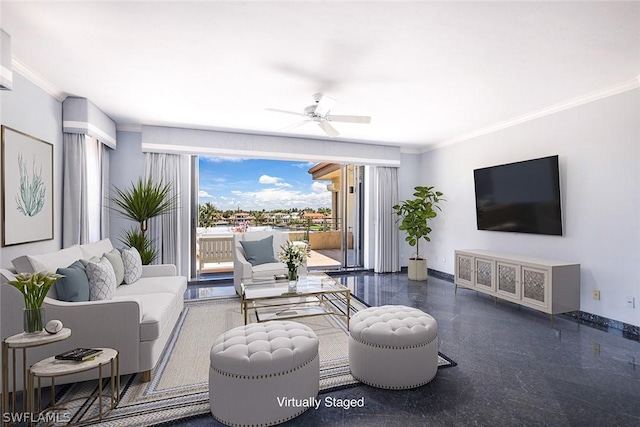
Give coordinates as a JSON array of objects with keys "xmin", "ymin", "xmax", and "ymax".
[
  {"xmin": 408, "ymin": 258, "xmax": 427, "ymax": 281},
  {"xmin": 24, "ymin": 306, "xmax": 45, "ymax": 335}
]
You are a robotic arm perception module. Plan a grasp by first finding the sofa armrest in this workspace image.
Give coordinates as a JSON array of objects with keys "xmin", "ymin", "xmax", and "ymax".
[
  {"xmin": 141, "ymin": 264, "xmax": 176, "ymax": 278},
  {"xmin": 233, "ymin": 248, "xmax": 253, "ymax": 293}
]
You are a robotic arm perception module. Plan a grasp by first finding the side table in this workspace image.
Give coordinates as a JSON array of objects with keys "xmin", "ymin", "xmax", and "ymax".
[
  {"xmin": 1, "ymin": 328, "xmax": 71, "ymax": 426},
  {"xmin": 28, "ymin": 348, "xmax": 119, "ymax": 425}
]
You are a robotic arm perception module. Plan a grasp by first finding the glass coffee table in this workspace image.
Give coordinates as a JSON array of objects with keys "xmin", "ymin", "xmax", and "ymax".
[{"xmin": 241, "ymin": 273, "xmax": 351, "ymax": 330}]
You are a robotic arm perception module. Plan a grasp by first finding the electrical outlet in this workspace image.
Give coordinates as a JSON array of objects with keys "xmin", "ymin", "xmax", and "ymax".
[
  {"xmin": 442, "ymin": 257, "xmax": 446, "ymax": 263},
  {"xmin": 625, "ymin": 296, "xmax": 635, "ymax": 308},
  {"xmin": 592, "ymin": 290, "xmax": 601, "ymax": 300},
  {"xmin": 592, "ymin": 343, "xmax": 601, "ymax": 355}
]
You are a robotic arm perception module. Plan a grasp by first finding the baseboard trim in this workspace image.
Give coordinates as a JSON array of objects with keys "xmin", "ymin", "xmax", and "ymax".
[{"xmin": 428, "ymin": 268, "xmax": 640, "ymax": 342}]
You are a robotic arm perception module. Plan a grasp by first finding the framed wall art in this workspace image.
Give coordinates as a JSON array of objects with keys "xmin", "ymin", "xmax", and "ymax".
[{"xmin": 1, "ymin": 126, "xmax": 54, "ymax": 246}]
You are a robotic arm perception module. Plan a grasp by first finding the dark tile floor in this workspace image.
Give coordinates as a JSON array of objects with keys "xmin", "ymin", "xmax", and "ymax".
[{"xmin": 176, "ymin": 272, "xmax": 640, "ymax": 426}]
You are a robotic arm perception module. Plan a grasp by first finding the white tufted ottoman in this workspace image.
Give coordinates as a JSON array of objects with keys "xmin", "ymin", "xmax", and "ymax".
[
  {"xmin": 349, "ymin": 305, "xmax": 438, "ymax": 389},
  {"xmin": 209, "ymin": 320, "xmax": 319, "ymax": 426}
]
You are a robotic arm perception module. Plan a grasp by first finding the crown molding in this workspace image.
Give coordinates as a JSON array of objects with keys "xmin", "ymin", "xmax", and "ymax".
[
  {"xmin": 12, "ymin": 57, "xmax": 66, "ymax": 102},
  {"xmin": 424, "ymin": 76, "xmax": 640, "ymax": 153},
  {"xmin": 116, "ymin": 124, "xmax": 142, "ymax": 133}
]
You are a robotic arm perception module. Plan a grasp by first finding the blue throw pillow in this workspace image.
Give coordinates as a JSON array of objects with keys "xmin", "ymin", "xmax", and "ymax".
[
  {"xmin": 240, "ymin": 236, "xmax": 277, "ymax": 266},
  {"xmin": 55, "ymin": 260, "xmax": 90, "ymax": 302}
]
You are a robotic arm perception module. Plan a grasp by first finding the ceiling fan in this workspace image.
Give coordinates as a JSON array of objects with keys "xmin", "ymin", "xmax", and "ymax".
[{"xmin": 266, "ymin": 93, "xmax": 371, "ymax": 138}]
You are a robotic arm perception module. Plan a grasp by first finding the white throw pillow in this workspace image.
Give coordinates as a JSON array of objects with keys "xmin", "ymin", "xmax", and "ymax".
[
  {"xmin": 26, "ymin": 245, "xmax": 84, "ymax": 273},
  {"xmin": 85, "ymin": 257, "xmax": 116, "ymax": 301},
  {"xmin": 121, "ymin": 247, "xmax": 143, "ymax": 284},
  {"xmin": 79, "ymin": 238, "xmax": 114, "ymax": 259}
]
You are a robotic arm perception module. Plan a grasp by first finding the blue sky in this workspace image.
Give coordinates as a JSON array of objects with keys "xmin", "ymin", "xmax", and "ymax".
[{"xmin": 198, "ymin": 157, "xmax": 332, "ymax": 211}]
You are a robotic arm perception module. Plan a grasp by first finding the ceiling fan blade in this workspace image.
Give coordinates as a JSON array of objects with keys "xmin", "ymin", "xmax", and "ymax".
[
  {"xmin": 318, "ymin": 120, "xmax": 339, "ymax": 138},
  {"xmin": 280, "ymin": 119, "xmax": 312, "ymax": 132},
  {"xmin": 314, "ymin": 94, "xmax": 336, "ymax": 117},
  {"xmin": 326, "ymin": 114, "xmax": 371, "ymax": 124},
  {"xmin": 265, "ymin": 108, "xmax": 305, "ymax": 117}
]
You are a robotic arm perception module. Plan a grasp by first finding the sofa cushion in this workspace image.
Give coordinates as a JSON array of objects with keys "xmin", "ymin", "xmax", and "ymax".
[
  {"xmin": 252, "ymin": 262, "xmax": 288, "ymax": 279},
  {"xmin": 24, "ymin": 245, "xmax": 84, "ymax": 274},
  {"xmin": 104, "ymin": 249, "xmax": 125, "ymax": 285},
  {"xmin": 114, "ymin": 275, "xmax": 187, "ymax": 298},
  {"xmin": 239, "ymin": 236, "xmax": 278, "ymax": 266},
  {"xmin": 79, "ymin": 238, "xmax": 114, "ymax": 259},
  {"xmin": 137, "ymin": 292, "xmax": 178, "ymax": 342},
  {"xmin": 121, "ymin": 247, "xmax": 143, "ymax": 284},
  {"xmin": 11, "ymin": 256, "xmax": 34, "ymax": 273},
  {"xmin": 85, "ymin": 257, "xmax": 116, "ymax": 301},
  {"xmin": 55, "ymin": 261, "xmax": 90, "ymax": 302}
]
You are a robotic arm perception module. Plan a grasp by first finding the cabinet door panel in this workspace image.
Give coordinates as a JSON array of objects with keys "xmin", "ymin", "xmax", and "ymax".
[
  {"xmin": 474, "ymin": 258, "xmax": 494, "ymax": 291},
  {"xmin": 522, "ymin": 266, "xmax": 548, "ymax": 308},
  {"xmin": 456, "ymin": 254, "xmax": 474, "ymax": 287},
  {"xmin": 496, "ymin": 262, "xmax": 520, "ymax": 300}
]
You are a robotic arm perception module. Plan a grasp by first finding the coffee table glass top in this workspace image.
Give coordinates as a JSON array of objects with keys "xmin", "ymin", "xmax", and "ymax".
[{"xmin": 243, "ymin": 272, "xmax": 346, "ymax": 300}]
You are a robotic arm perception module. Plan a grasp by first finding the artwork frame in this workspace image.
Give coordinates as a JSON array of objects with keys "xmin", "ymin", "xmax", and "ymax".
[{"xmin": 1, "ymin": 126, "xmax": 54, "ymax": 246}]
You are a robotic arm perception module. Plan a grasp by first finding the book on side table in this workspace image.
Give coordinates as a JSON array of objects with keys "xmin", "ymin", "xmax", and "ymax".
[{"xmin": 55, "ymin": 348, "xmax": 103, "ymax": 362}]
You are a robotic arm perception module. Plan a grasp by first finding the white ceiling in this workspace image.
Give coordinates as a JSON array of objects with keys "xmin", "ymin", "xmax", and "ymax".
[{"xmin": 1, "ymin": 1, "xmax": 639, "ymax": 152}]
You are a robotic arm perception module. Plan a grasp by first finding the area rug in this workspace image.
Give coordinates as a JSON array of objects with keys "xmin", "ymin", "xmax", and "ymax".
[{"xmin": 48, "ymin": 296, "xmax": 455, "ymax": 426}]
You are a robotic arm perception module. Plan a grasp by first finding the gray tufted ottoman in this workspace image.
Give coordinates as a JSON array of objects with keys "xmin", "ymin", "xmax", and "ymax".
[
  {"xmin": 209, "ymin": 320, "xmax": 319, "ymax": 426},
  {"xmin": 349, "ymin": 305, "xmax": 438, "ymax": 389}
]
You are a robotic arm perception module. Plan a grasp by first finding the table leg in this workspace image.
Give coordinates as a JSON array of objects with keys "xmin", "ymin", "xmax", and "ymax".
[
  {"xmin": 244, "ymin": 300, "xmax": 248, "ymax": 325},
  {"xmin": 346, "ymin": 291, "xmax": 351, "ymax": 330},
  {"xmin": 98, "ymin": 364, "xmax": 103, "ymax": 420},
  {"xmin": 2, "ymin": 342, "xmax": 8, "ymax": 427}
]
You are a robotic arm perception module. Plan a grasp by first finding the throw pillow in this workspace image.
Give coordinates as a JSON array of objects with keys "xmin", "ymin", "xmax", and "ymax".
[
  {"xmin": 239, "ymin": 236, "xmax": 277, "ymax": 266},
  {"xmin": 104, "ymin": 248, "xmax": 125, "ymax": 285},
  {"xmin": 85, "ymin": 257, "xmax": 116, "ymax": 301},
  {"xmin": 55, "ymin": 261, "xmax": 90, "ymax": 302},
  {"xmin": 121, "ymin": 246, "xmax": 143, "ymax": 284}
]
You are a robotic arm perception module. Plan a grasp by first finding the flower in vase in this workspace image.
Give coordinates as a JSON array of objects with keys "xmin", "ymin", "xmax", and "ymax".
[
  {"xmin": 9, "ymin": 271, "xmax": 63, "ymax": 310},
  {"xmin": 278, "ymin": 241, "xmax": 308, "ymax": 280}
]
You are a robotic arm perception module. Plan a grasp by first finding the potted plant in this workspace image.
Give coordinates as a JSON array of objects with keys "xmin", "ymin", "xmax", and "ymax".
[
  {"xmin": 278, "ymin": 241, "xmax": 308, "ymax": 292},
  {"xmin": 109, "ymin": 177, "xmax": 179, "ymax": 265},
  {"xmin": 9, "ymin": 272, "xmax": 62, "ymax": 334},
  {"xmin": 393, "ymin": 186, "xmax": 445, "ymax": 281}
]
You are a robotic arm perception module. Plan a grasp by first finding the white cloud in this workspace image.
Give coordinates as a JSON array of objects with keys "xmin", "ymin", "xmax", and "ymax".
[
  {"xmin": 311, "ymin": 181, "xmax": 330, "ymax": 193},
  {"xmin": 259, "ymin": 175, "xmax": 291, "ymax": 188},
  {"xmin": 199, "ymin": 190, "xmax": 214, "ymax": 198},
  {"xmin": 224, "ymin": 187, "xmax": 331, "ymax": 211}
]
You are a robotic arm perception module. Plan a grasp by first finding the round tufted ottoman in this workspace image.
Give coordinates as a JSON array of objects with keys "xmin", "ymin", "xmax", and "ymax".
[
  {"xmin": 209, "ymin": 320, "xmax": 319, "ymax": 426},
  {"xmin": 349, "ymin": 305, "xmax": 438, "ymax": 389}
]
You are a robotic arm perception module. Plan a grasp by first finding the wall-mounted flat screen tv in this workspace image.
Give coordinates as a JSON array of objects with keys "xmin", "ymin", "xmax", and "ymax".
[{"xmin": 474, "ymin": 155, "xmax": 563, "ymax": 236}]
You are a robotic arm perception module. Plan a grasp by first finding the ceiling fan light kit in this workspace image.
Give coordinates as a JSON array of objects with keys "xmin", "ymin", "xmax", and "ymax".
[{"xmin": 267, "ymin": 93, "xmax": 371, "ymax": 138}]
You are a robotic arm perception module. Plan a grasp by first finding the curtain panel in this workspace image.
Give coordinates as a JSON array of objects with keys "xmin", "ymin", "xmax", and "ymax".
[
  {"xmin": 145, "ymin": 153, "xmax": 182, "ymax": 271},
  {"xmin": 374, "ymin": 167, "xmax": 400, "ymax": 273},
  {"xmin": 62, "ymin": 133, "xmax": 89, "ymax": 247}
]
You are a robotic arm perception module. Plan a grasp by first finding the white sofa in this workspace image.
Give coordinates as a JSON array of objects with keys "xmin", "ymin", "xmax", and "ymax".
[
  {"xmin": 232, "ymin": 231, "xmax": 307, "ymax": 294},
  {"xmin": 0, "ymin": 238, "xmax": 187, "ymax": 388}
]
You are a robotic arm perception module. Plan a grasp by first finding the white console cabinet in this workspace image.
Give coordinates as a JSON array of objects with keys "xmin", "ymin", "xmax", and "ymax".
[{"xmin": 454, "ymin": 249, "xmax": 580, "ymax": 315}]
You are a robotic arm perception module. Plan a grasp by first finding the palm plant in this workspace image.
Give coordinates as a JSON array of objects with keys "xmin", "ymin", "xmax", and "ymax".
[{"xmin": 109, "ymin": 177, "xmax": 179, "ymax": 264}]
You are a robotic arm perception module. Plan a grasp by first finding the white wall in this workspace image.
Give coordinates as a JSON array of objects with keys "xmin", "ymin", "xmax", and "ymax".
[
  {"xmin": 0, "ymin": 73, "xmax": 63, "ymax": 268},
  {"xmin": 397, "ymin": 153, "xmax": 422, "ymax": 263},
  {"xmin": 108, "ymin": 130, "xmax": 146, "ymax": 249},
  {"xmin": 418, "ymin": 89, "xmax": 640, "ymax": 326}
]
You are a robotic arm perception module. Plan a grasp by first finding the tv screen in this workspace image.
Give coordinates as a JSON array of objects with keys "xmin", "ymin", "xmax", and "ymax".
[{"xmin": 474, "ymin": 155, "xmax": 563, "ymax": 236}]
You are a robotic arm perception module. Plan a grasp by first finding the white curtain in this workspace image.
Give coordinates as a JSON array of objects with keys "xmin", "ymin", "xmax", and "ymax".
[
  {"xmin": 374, "ymin": 167, "xmax": 400, "ymax": 273},
  {"xmin": 62, "ymin": 135, "xmax": 111, "ymax": 247},
  {"xmin": 62, "ymin": 133, "xmax": 88, "ymax": 247},
  {"xmin": 145, "ymin": 153, "xmax": 181, "ymax": 271}
]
